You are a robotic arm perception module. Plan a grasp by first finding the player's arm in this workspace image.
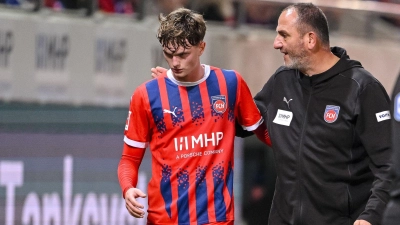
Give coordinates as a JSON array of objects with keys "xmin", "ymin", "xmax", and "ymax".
[
  {"xmin": 119, "ymin": 86, "xmax": 151, "ymax": 218},
  {"xmin": 235, "ymin": 119, "xmax": 254, "ymax": 138},
  {"xmin": 118, "ymin": 143, "xmax": 147, "ymax": 218},
  {"xmin": 235, "ymin": 119, "xmax": 271, "ymax": 146},
  {"xmin": 235, "ymin": 72, "xmax": 271, "ymax": 146},
  {"xmin": 252, "ymin": 122, "xmax": 271, "ymax": 146}
]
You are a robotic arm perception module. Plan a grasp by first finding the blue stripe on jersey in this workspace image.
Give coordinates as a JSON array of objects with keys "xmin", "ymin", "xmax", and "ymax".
[
  {"xmin": 145, "ymin": 80, "xmax": 166, "ymax": 134},
  {"xmin": 187, "ymin": 85, "xmax": 205, "ymax": 126},
  {"xmin": 222, "ymin": 70, "xmax": 238, "ymax": 122},
  {"xmin": 226, "ymin": 162, "xmax": 233, "ymax": 198},
  {"xmin": 161, "ymin": 164, "xmax": 173, "ymax": 218},
  {"xmin": 165, "ymin": 79, "xmax": 185, "ymax": 127},
  {"xmin": 196, "ymin": 166, "xmax": 209, "ymax": 224},
  {"xmin": 177, "ymin": 169, "xmax": 190, "ymax": 224},
  {"xmin": 206, "ymin": 70, "xmax": 222, "ymax": 118},
  {"xmin": 213, "ymin": 163, "xmax": 227, "ymax": 222}
]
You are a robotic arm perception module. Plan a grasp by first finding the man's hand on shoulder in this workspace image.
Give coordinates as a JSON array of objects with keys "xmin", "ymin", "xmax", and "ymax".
[
  {"xmin": 124, "ymin": 187, "xmax": 147, "ymax": 218},
  {"xmin": 151, "ymin": 66, "xmax": 168, "ymax": 79},
  {"xmin": 353, "ymin": 220, "xmax": 371, "ymax": 225}
]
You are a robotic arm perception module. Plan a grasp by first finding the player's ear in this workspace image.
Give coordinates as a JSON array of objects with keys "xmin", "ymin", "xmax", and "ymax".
[{"xmin": 198, "ymin": 41, "xmax": 206, "ymax": 56}]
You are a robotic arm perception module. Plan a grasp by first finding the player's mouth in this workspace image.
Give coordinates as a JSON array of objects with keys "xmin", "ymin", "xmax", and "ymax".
[{"xmin": 172, "ymin": 69, "xmax": 183, "ymax": 74}]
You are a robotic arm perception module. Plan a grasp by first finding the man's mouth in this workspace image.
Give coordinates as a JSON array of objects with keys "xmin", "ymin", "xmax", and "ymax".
[{"xmin": 172, "ymin": 69, "xmax": 182, "ymax": 73}]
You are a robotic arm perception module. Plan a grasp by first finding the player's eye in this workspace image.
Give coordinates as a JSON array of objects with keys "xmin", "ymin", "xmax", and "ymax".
[{"xmin": 164, "ymin": 52, "xmax": 173, "ymax": 58}]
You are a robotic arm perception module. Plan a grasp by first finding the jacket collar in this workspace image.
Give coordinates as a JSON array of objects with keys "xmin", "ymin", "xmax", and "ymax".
[{"xmin": 298, "ymin": 46, "xmax": 362, "ymax": 87}]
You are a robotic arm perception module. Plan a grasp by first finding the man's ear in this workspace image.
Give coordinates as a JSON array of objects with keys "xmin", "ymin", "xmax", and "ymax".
[
  {"xmin": 199, "ymin": 41, "xmax": 206, "ymax": 55},
  {"xmin": 306, "ymin": 32, "xmax": 317, "ymax": 50}
]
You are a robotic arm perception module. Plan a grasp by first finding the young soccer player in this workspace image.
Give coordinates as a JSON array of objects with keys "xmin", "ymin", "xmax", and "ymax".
[{"xmin": 118, "ymin": 8, "xmax": 270, "ymax": 225}]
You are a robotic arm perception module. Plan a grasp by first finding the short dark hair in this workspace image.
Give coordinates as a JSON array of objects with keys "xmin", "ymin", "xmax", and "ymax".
[
  {"xmin": 284, "ymin": 3, "xmax": 330, "ymax": 47},
  {"xmin": 157, "ymin": 8, "xmax": 206, "ymax": 50}
]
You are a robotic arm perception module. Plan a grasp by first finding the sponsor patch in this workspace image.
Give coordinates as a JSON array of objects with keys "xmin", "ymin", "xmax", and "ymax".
[
  {"xmin": 324, "ymin": 105, "xmax": 340, "ymax": 123},
  {"xmin": 211, "ymin": 95, "xmax": 227, "ymax": 114},
  {"xmin": 273, "ymin": 109, "xmax": 293, "ymax": 126},
  {"xmin": 376, "ymin": 110, "xmax": 391, "ymax": 122},
  {"xmin": 395, "ymin": 93, "xmax": 400, "ymax": 122}
]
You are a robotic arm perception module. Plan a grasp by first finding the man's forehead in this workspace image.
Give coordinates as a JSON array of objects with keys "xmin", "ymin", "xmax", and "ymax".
[
  {"xmin": 276, "ymin": 10, "xmax": 298, "ymax": 32},
  {"xmin": 163, "ymin": 43, "xmax": 192, "ymax": 53}
]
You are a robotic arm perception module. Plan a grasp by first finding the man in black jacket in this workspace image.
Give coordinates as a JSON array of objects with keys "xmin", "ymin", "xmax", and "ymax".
[
  {"xmin": 382, "ymin": 72, "xmax": 400, "ymax": 225},
  {"xmin": 249, "ymin": 3, "xmax": 392, "ymax": 225}
]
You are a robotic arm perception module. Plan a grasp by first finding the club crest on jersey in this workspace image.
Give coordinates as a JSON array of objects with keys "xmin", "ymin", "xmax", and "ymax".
[
  {"xmin": 211, "ymin": 95, "xmax": 227, "ymax": 114},
  {"xmin": 324, "ymin": 105, "xmax": 340, "ymax": 123}
]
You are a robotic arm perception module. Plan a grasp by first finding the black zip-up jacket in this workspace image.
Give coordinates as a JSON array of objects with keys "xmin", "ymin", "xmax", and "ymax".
[{"xmin": 253, "ymin": 47, "xmax": 392, "ymax": 225}]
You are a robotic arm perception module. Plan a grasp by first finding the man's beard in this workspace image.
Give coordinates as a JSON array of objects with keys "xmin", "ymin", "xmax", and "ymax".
[{"xmin": 284, "ymin": 44, "xmax": 309, "ymax": 71}]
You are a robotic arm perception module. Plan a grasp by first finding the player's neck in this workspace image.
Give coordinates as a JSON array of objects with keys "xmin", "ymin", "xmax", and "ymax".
[{"xmin": 187, "ymin": 64, "xmax": 205, "ymax": 82}]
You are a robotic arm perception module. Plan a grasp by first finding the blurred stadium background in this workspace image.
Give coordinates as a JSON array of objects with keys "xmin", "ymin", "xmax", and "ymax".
[{"xmin": 0, "ymin": 0, "xmax": 399, "ymax": 224}]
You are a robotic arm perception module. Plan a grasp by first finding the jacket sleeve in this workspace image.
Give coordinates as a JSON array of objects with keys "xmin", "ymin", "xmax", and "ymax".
[
  {"xmin": 355, "ymin": 81, "xmax": 392, "ymax": 225},
  {"xmin": 253, "ymin": 73, "xmax": 275, "ymax": 127}
]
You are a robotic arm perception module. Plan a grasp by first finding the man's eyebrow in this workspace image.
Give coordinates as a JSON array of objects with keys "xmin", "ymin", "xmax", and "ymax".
[
  {"xmin": 163, "ymin": 49, "xmax": 176, "ymax": 56},
  {"xmin": 277, "ymin": 30, "xmax": 289, "ymax": 36},
  {"xmin": 163, "ymin": 48, "xmax": 187, "ymax": 55}
]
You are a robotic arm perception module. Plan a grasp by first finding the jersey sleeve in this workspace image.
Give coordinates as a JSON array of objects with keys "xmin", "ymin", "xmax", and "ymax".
[
  {"xmin": 235, "ymin": 73, "xmax": 263, "ymax": 131},
  {"xmin": 124, "ymin": 86, "xmax": 151, "ymax": 148},
  {"xmin": 118, "ymin": 143, "xmax": 146, "ymax": 197}
]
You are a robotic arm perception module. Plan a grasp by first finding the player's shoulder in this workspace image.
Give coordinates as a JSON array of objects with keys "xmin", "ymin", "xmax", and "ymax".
[
  {"xmin": 131, "ymin": 77, "xmax": 163, "ymax": 97},
  {"xmin": 210, "ymin": 66, "xmax": 243, "ymax": 79}
]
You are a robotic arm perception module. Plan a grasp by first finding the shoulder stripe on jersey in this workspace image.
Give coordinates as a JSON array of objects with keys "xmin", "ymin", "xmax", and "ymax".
[
  {"xmin": 187, "ymin": 85, "xmax": 205, "ymax": 126},
  {"xmin": 165, "ymin": 79, "xmax": 185, "ymax": 127},
  {"xmin": 145, "ymin": 80, "xmax": 166, "ymax": 135},
  {"xmin": 124, "ymin": 136, "xmax": 148, "ymax": 148},
  {"xmin": 221, "ymin": 70, "xmax": 238, "ymax": 122},
  {"xmin": 206, "ymin": 70, "xmax": 222, "ymax": 119}
]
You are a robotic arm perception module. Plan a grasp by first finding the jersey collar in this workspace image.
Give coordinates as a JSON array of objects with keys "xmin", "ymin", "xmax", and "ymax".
[{"xmin": 166, "ymin": 64, "xmax": 210, "ymax": 87}]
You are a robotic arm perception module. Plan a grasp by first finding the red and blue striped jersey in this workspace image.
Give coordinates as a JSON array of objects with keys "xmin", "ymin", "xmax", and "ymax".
[{"xmin": 124, "ymin": 65, "xmax": 263, "ymax": 225}]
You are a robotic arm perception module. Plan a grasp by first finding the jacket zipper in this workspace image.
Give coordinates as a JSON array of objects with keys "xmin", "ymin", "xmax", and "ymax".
[{"xmin": 295, "ymin": 83, "xmax": 313, "ymax": 225}]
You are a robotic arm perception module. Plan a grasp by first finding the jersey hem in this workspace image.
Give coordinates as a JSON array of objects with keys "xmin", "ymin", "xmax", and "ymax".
[{"xmin": 242, "ymin": 117, "xmax": 264, "ymax": 131}]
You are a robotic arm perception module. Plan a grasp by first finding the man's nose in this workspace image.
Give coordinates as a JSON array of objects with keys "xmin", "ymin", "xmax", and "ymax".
[
  {"xmin": 172, "ymin": 56, "xmax": 180, "ymax": 67},
  {"xmin": 273, "ymin": 36, "xmax": 282, "ymax": 49}
]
